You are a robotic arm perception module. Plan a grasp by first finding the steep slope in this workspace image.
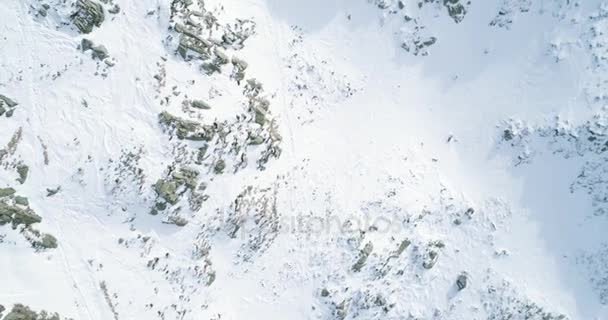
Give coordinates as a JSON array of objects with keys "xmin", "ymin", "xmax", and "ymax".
[{"xmin": 1, "ymin": 0, "xmax": 607, "ymax": 319}]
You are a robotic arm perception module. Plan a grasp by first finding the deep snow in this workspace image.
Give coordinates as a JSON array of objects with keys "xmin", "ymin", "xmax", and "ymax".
[{"xmin": 1, "ymin": 0, "xmax": 608, "ymax": 319}]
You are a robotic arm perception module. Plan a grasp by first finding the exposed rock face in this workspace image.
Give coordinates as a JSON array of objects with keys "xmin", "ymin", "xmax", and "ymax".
[
  {"xmin": 37, "ymin": 233, "xmax": 58, "ymax": 249},
  {"xmin": 159, "ymin": 111, "xmax": 215, "ymax": 141},
  {"xmin": 443, "ymin": 0, "xmax": 469, "ymax": 23},
  {"xmin": 16, "ymin": 164, "xmax": 28, "ymax": 184},
  {"xmin": 46, "ymin": 186, "xmax": 61, "ymax": 197},
  {"xmin": 167, "ymin": 215, "xmax": 189, "ymax": 227},
  {"xmin": 154, "ymin": 167, "xmax": 200, "ymax": 205},
  {"xmin": 0, "ymin": 94, "xmax": 18, "ymax": 117},
  {"xmin": 213, "ymin": 160, "xmax": 226, "ymax": 174},
  {"xmin": 14, "ymin": 196, "xmax": 29, "ymax": 206},
  {"xmin": 90, "ymin": 45, "xmax": 108, "ymax": 60},
  {"xmin": 456, "ymin": 272, "xmax": 468, "ymax": 290},
  {"xmin": 0, "ymin": 94, "xmax": 18, "ymax": 108},
  {"xmin": 0, "ymin": 187, "xmax": 16, "ymax": 198},
  {"xmin": 1, "ymin": 190, "xmax": 57, "ymax": 250},
  {"xmin": 81, "ymin": 38, "xmax": 94, "ymax": 51},
  {"xmin": 108, "ymin": 4, "xmax": 120, "ymax": 14},
  {"xmin": 352, "ymin": 242, "xmax": 374, "ymax": 272},
  {"xmin": 2, "ymin": 303, "xmax": 69, "ymax": 320},
  {"xmin": 191, "ymin": 100, "xmax": 211, "ymax": 110},
  {"xmin": 0, "ymin": 202, "xmax": 42, "ymax": 226},
  {"xmin": 422, "ymin": 241, "xmax": 444, "ymax": 269},
  {"xmin": 81, "ymin": 38, "xmax": 110, "ymax": 61},
  {"xmin": 71, "ymin": 0, "xmax": 105, "ymax": 34}
]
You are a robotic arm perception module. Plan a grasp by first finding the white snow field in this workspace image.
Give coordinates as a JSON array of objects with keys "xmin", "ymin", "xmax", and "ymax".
[{"xmin": 1, "ymin": 0, "xmax": 608, "ymax": 319}]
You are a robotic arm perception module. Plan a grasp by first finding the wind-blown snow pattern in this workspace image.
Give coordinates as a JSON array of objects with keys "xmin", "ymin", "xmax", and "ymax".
[{"xmin": 1, "ymin": 0, "xmax": 607, "ymax": 319}]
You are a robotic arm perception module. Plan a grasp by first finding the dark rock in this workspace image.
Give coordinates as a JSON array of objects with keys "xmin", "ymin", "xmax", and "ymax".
[
  {"xmin": 321, "ymin": 288, "xmax": 330, "ymax": 297},
  {"xmin": 46, "ymin": 186, "xmax": 61, "ymax": 197},
  {"xmin": 422, "ymin": 250, "xmax": 439, "ymax": 269},
  {"xmin": 3, "ymin": 304, "xmax": 38, "ymax": 320},
  {"xmin": 465, "ymin": 207, "xmax": 475, "ymax": 218},
  {"xmin": 91, "ymin": 45, "xmax": 109, "ymax": 60},
  {"xmin": 201, "ymin": 62, "xmax": 221, "ymax": 75},
  {"xmin": 14, "ymin": 196, "xmax": 29, "ymax": 206},
  {"xmin": 159, "ymin": 111, "xmax": 215, "ymax": 141},
  {"xmin": 0, "ymin": 202, "xmax": 42, "ymax": 226},
  {"xmin": 248, "ymin": 135, "xmax": 264, "ymax": 145},
  {"xmin": 2, "ymin": 303, "xmax": 63, "ymax": 320},
  {"xmin": 37, "ymin": 233, "xmax": 58, "ymax": 249},
  {"xmin": 108, "ymin": 4, "xmax": 120, "ymax": 14},
  {"xmin": 352, "ymin": 242, "xmax": 374, "ymax": 272},
  {"xmin": 155, "ymin": 179, "xmax": 179, "ymax": 204},
  {"xmin": 155, "ymin": 167, "xmax": 200, "ymax": 204},
  {"xmin": 0, "ymin": 94, "xmax": 18, "ymax": 108},
  {"xmin": 443, "ymin": 0, "xmax": 468, "ymax": 23},
  {"xmin": 72, "ymin": 0, "xmax": 105, "ymax": 34},
  {"xmin": 396, "ymin": 239, "xmax": 411, "ymax": 255},
  {"xmin": 251, "ymin": 97, "xmax": 270, "ymax": 126},
  {"xmin": 231, "ymin": 56, "xmax": 248, "ymax": 71},
  {"xmin": 171, "ymin": 167, "xmax": 199, "ymax": 189},
  {"xmin": 155, "ymin": 202, "xmax": 167, "ymax": 211},
  {"xmin": 0, "ymin": 187, "xmax": 16, "ymax": 198},
  {"xmin": 167, "ymin": 215, "xmax": 189, "ymax": 227},
  {"xmin": 16, "ymin": 164, "xmax": 29, "ymax": 184},
  {"xmin": 456, "ymin": 272, "xmax": 468, "ymax": 290},
  {"xmin": 81, "ymin": 38, "xmax": 94, "ymax": 51},
  {"xmin": 191, "ymin": 100, "xmax": 211, "ymax": 110},
  {"xmin": 214, "ymin": 160, "xmax": 226, "ymax": 174},
  {"xmin": 195, "ymin": 145, "xmax": 208, "ymax": 164},
  {"xmin": 38, "ymin": 5, "xmax": 49, "ymax": 17},
  {"xmin": 213, "ymin": 47, "xmax": 230, "ymax": 65}
]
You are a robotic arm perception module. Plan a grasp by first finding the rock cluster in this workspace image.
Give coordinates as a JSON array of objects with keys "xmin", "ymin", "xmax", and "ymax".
[
  {"xmin": 0, "ymin": 188, "xmax": 57, "ymax": 250},
  {"xmin": 1, "ymin": 304, "xmax": 71, "ymax": 320},
  {"xmin": 156, "ymin": 0, "xmax": 283, "ymax": 186},
  {"xmin": 154, "ymin": 167, "xmax": 199, "ymax": 206},
  {"xmin": 159, "ymin": 111, "xmax": 215, "ymax": 141},
  {"xmin": 370, "ymin": 0, "xmax": 471, "ymax": 56},
  {"xmin": 223, "ymin": 184, "xmax": 281, "ymax": 260},
  {"xmin": 170, "ymin": 0, "xmax": 256, "ymax": 62}
]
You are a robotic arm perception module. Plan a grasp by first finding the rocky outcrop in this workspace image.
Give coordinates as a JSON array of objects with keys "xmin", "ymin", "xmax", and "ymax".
[
  {"xmin": 0, "ymin": 202, "xmax": 42, "ymax": 226},
  {"xmin": 80, "ymin": 38, "xmax": 112, "ymax": 65},
  {"xmin": 352, "ymin": 242, "xmax": 374, "ymax": 272},
  {"xmin": 443, "ymin": 0, "xmax": 469, "ymax": 23},
  {"xmin": 190, "ymin": 99, "xmax": 211, "ymax": 110},
  {"xmin": 16, "ymin": 164, "xmax": 28, "ymax": 184},
  {"xmin": 0, "ymin": 94, "xmax": 18, "ymax": 118},
  {"xmin": 1, "ymin": 303, "xmax": 71, "ymax": 320},
  {"xmin": 0, "ymin": 190, "xmax": 57, "ymax": 250},
  {"xmin": 71, "ymin": 0, "xmax": 105, "ymax": 34},
  {"xmin": 159, "ymin": 111, "xmax": 215, "ymax": 141},
  {"xmin": 154, "ymin": 167, "xmax": 199, "ymax": 205}
]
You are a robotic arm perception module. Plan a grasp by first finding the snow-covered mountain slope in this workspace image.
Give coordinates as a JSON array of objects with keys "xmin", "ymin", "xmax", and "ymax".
[{"xmin": 1, "ymin": 0, "xmax": 608, "ymax": 319}]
